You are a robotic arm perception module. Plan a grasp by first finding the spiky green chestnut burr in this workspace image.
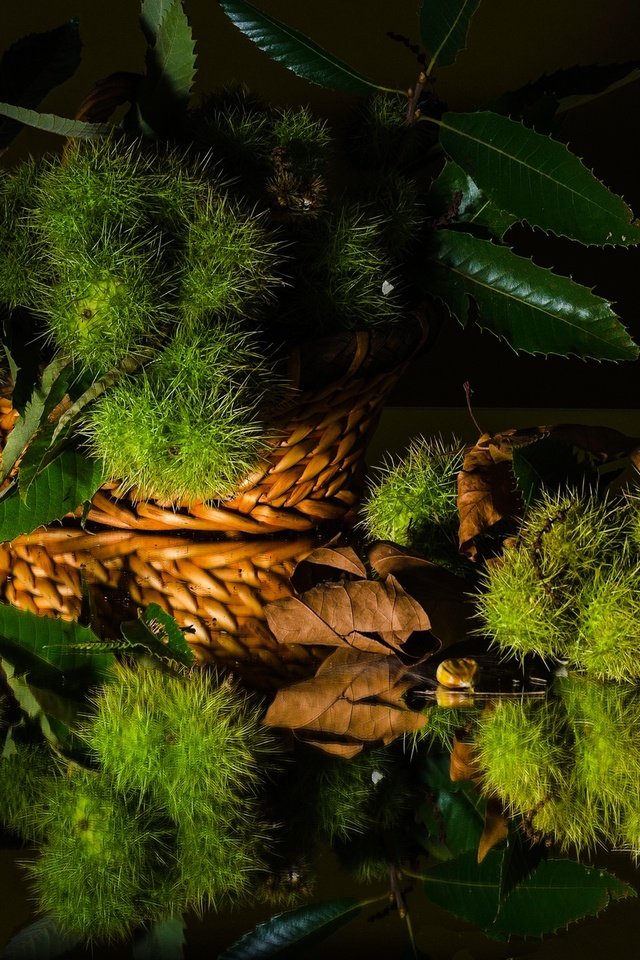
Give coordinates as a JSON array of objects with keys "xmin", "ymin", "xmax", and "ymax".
[
  {"xmin": 475, "ymin": 544, "xmax": 572, "ymax": 661},
  {"xmin": 84, "ymin": 321, "xmax": 276, "ymax": 503},
  {"xmin": 312, "ymin": 750, "xmax": 392, "ymax": 843},
  {"xmin": 83, "ymin": 662, "xmax": 276, "ymax": 815},
  {"xmin": 27, "ymin": 767, "xmax": 167, "ymax": 942},
  {"xmin": 559, "ymin": 677, "xmax": 640, "ymax": 834},
  {"xmin": 0, "ymin": 160, "xmax": 43, "ymax": 308},
  {"xmin": 518, "ymin": 490, "xmax": 627, "ymax": 587},
  {"xmin": 33, "ymin": 138, "xmax": 159, "ymax": 258},
  {"xmin": 313, "ymin": 203, "xmax": 400, "ymax": 328},
  {"xmin": 37, "ymin": 231, "xmax": 170, "ymax": 374},
  {"xmin": 474, "ymin": 699, "xmax": 568, "ymax": 814},
  {"xmin": 569, "ymin": 561, "xmax": 640, "ymax": 681},
  {"xmin": 0, "ymin": 740, "xmax": 56, "ymax": 842},
  {"xmin": 266, "ymin": 107, "xmax": 329, "ymax": 215},
  {"xmin": 177, "ymin": 189, "xmax": 283, "ymax": 323},
  {"xmin": 360, "ymin": 435, "xmax": 464, "ymax": 568}
]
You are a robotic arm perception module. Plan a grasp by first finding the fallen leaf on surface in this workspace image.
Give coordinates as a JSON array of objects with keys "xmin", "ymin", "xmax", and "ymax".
[
  {"xmin": 478, "ymin": 795, "xmax": 509, "ymax": 863},
  {"xmin": 450, "ymin": 732, "xmax": 481, "ymax": 783}
]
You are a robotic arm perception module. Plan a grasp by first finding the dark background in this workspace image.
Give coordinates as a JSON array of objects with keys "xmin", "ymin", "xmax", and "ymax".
[{"xmin": 2, "ymin": 0, "xmax": 640, "ymax": 408}]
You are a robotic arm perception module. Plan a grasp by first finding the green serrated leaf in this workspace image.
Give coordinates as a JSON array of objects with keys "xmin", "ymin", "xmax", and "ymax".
[
  {"xmin": 0, "ymin": 20, "xmax": 82, "ymax": 150},
  {"xmin": 490, "ymin": 859, "xmax": 635, "ymax": 938},
  {"xmin": 0, "ymin": 355, "xmax": 72, "ymax": 482},
  {"xmin": 137, "ymin": 0, "xmax": 196, "ymax": 134},
  {"xmin": 119, "ymin": 604, "xmax": 195, "ymax": 667},
  {"xmin": 434, "ymin": 110, "xmax": 640, "ymax": 245},
  {"xmin": 0, "ymin": 101, "xmax": 111, "ymax": 139},
  {"xmin": 1, "ymin": 914, "xmax": 81, "ymax": 960},
  {"xmin": 219, "ymin": 0, "xmax": 385, "ymax": 94},
  {"xmin": 132, "ymin": 915, "xmax": 186, "ymax": 960},
  {"xmin": 429, "ymin": 160, "xmax": 516, "ymax": 238},
  {"xmin": 426, "ymin": 229, "xmax": 639, "ymax": 360},
  {"xmin": 511, "ymin": 435, "xmax": 596, "ymax": 509},
  {"xmin": 0, "ymin": 604, "xmax": 113, "ymax": 693},
  {"xmin": 140, "ymin": 0, "xmax": 174, "ymax": 43},
  {"xmin": 423, "ymin": 848, "xmax": 504, "ymax": 929},
  {"xmin": 0, "ymin": 447, "xmax": 104, "ymax": 543},
  {"xmin": 421, "ymin": 0, "xmax": 481, "ymax": 73},
  {"xmin": 218, "ymin": 898, "xmax": 365, "ymax": 959}
]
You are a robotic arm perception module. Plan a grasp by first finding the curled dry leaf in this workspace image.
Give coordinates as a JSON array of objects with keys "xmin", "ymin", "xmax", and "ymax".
[
  {"xmin": 263, "ymin": 544, "xmax": 437, "ymax": 753},
  {"xmin": 457, "ymin": 423, "xmax": 640, "ymax": 559},
  {"xmin": 367, "ymin": 541, "xmax": 474, "ymax": 649},
  {"xmin": 478, "ymin": 795, "xmax": 509, "ymax": 864}
]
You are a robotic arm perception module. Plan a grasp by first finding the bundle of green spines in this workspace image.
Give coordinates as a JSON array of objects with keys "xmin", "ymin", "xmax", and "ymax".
[
  {"xmin": 475, "ymin": 489, "xmax": 640, "ymax": 681},
  {"xmin": 474, "ymin": 677, "xmax": 640, "ymax": 857},
  {"xmin": 0, "ymin": 90, "xmax": 428, "ymax": 504},
  {"xmin": 0, "ymin": 664, "xmax": 278, "ymax": 942}
]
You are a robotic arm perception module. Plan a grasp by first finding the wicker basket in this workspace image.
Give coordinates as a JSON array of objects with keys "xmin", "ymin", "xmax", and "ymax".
[{"xmin": 0, "ymin": 527, "xmax": 323, "ymax": 690}]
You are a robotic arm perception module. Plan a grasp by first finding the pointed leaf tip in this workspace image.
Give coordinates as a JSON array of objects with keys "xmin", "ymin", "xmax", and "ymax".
[{"xmin": 219, "ymin": 0, "xmax": 382, "ymax": 93}]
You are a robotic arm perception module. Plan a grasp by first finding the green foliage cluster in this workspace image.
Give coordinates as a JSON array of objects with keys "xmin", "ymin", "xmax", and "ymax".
[
  {"xmin": 474, "ymin": 678, "xmax": 640, "ymax": 857},
  {"xmin": 475, "ymin": 489, "xmax": 640, "ymax": 680},
  {"xmin": 359, "ymin": 435, "xmax": 465, "ymax": 571},
  {"xmin": 1, "ymin": 662, "xmax": 278, "ymax": 943}
]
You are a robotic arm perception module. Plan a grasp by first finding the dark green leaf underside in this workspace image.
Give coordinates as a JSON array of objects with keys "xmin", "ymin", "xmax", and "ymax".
[
  {"xmin": 426, "ymin": 229, "xmax": 639, "ymax": 360},
  {"xmin": 437, "ymin": 110, "xmax": 640, "ymax": 245},
  {"xmin": 218, "ymin": 898, "xmax": 363, "ymax": 959},
  {"xmin": 0, "ymin": 101, "xmax": 112, "ymax": 139},
  {"xmin": 219, "ymin": 0, "xmax": 381, "ymax": 93},
  {"xmin": 421, "ymin": 0, "xmax": 481, "ymax": 72}
]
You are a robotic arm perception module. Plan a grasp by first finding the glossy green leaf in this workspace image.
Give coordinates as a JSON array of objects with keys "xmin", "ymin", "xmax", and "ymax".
[
  {"xmin": 435, "ymin": 110, "xmax": 640, "ymax": 245},
  {"xmin": 0, "ymin": 448, "xmax": 104, "ymax": 543},
  {"xmin": 0, "ymin": 356, "xmax": 72, "ymax": 482},
  {"xmin": 421, "ymin": 0, "xmax": 481, "ymax": 73},
  {"xmin": 1, "ymin": 915, "xmax": 81, "ymax": 960},
  {"xmin": 218, "ymin": 898, "xmax": 364, "ymax": 959},
  {"xmin": 429, "ymin": 160, "xmax": 516, "ymax": 238},
  {"xmin": 489, "ymin": 859, "xmax": 635, "ymax": 938},
  {"xmin": 132, "ymin": 915, "xmax": 186, "ymax": 960},
  {"xmin": 0, "ymin": 101, "xmax": 111, "ymax": 139},
  {"xmin": 0, "ymin": 20, "xmax": 82, "ymax": 150},
  {"xmin": 423, "ymin": 848, "xmax": 504, "ymax": 928},
  {"xmin": 426, "ymin": 229, "xmax": 639, "ymax": 360},
  {"xmin": 138, "ymin": 0, "xmax": 196, "ymax": 134},
  {"xmin": 219, "ymin": 0, "xmax": 383, "ymax": 93},
  {"xmin": 0, "ymin": 604, "xmax": 113, "ymax": 692}
]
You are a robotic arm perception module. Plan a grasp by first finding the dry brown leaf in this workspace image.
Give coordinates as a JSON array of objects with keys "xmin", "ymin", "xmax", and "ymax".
[
  {"xmin": 290, "ymin": 543, "xmax": 366, "ymax": 592},
  {"xmin": 290, "ymin": 698, "xmax": 427, "ymax": 742},
  {"xmin": 458, "ymin": 424, "xmax": 640, "ymax": 559},
  {"xmin": 477, "ymin": 795, "xmax": 509, "ymax": 864},
  {"xmin": 302, "ymin": 575, "xmax": 430, "ymax": 642},
  {"xmin": 367, "ymin": 542, "xmax": 472, "ymax": 649},
  {"xmin": 264, "ymin": 596, "xmax": 342, "ymax": 646},
  {"xmin": 450, "ymin": 733, "xmax": 481, "ymax": 783},
  {"xmin": 301, "ymin": 738, "xmax": 364, "ymax": 759}
]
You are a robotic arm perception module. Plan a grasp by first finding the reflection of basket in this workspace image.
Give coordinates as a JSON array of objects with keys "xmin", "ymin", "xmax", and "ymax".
[{"xmin": 0, "ymin": 528, "xmax": 322, "ymax": 690}]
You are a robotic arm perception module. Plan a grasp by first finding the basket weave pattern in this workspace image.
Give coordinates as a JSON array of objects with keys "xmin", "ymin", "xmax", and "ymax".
[{"xmin": 0, "ymin": 528, "xmax": 322, "ymax": 689}]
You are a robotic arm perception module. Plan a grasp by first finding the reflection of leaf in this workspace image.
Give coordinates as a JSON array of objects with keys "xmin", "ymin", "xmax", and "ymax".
[
  {"xmin": 478, "ymin": 796, "xmax": 509, "ymax": 864},
  {"xmin": 264, "ymin": 647, "xmax": 427, "ymax": 753},
  {"xmin": 218, "ymin": 898, "xmax": 366, "ymax": 960},
  {"xmin": 449, "ymin": 732, "xmax": 481, "ymax": 783},
  {"xmin": 1, "ymin": 915, "xmax": 81, "ymax": 960}
]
